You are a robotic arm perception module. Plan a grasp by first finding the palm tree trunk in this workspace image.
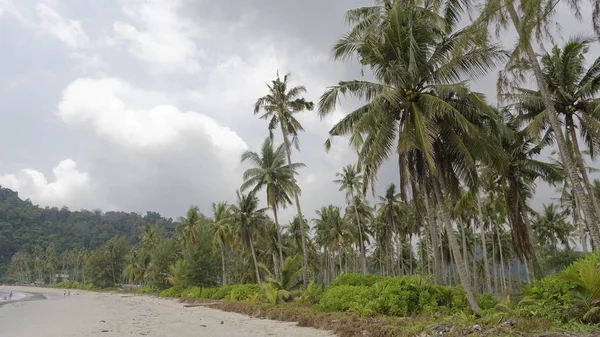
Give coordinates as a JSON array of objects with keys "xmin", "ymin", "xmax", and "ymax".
[
  {"xmin": 491, "ymin": 231, "xmax": 498, "ymax": 293},
  {"xmin": 568, "ymin": 119, "xmax": 600, "ymax": 219},
  {"xmin": 249, "ymin": 238, "xmax": 261, "ymax": 285},
  {"xmin": 280, "ymin": 127, "xmax": 310, "ymax": 286},
  {"xmin": 423, "ymin": 188, "xmax": 442, "ymax": 283},
  {"xmin": 350, "ymin": 191, "xmax": 367, "ymax": 274},
  {"xmin": 221, "ymin": 245, "xmax": 227, "ymax": 285},
  {"xmin": 471, "ymin": 220, "xmax": 477, "ymax": 293},
  {"xmin": 271, "ymin": 205, "xmax": 285, "ymax": 273},
  {"xmin": 505, "ymin": 1, "xmax": 600, "ymax": 248},
  {"xmin": 272, "ymin": 252, "xmax": 280, "ymax": 280},
  {"xmin": 460, "ymin": 221, "xmax": 470, "ymax": 281},
  {"xmin": 432, "ymin": 178, "xmax": 480, "ymax": 314},
  {"xmin": 496, "ymin": 225, "xmax": 506, "ymax": 294},
  {"xmin": 476, "ymin": 193, "xmax": 492, "ymax": 293}
]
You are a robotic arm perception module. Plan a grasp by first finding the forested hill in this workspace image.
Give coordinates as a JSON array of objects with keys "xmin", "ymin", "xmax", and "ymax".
[{"xmin": 0, "ymin": 186, "xmax": 177, "ymax": 279}]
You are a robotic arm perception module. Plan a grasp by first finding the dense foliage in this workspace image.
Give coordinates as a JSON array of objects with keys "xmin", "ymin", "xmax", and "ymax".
[{"xmin": 0, "ymin": 187, "xmax": 175, "ymax": 280}]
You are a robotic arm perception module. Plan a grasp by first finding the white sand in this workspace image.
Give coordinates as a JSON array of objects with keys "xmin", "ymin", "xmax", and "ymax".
[{"xmin": 0, "ymin": 286, "xmax": 334, "ymax": 337}]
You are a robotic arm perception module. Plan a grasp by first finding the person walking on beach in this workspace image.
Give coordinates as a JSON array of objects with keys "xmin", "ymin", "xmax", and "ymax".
[{"xmin": 8, "ymin": 291, "xmax": 12, "ymax": 300}]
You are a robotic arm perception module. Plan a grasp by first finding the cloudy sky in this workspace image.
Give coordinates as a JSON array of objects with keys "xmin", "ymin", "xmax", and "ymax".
[{"xmin": 0, "ymin": 0, "xmax": 597, "ymax": 223}]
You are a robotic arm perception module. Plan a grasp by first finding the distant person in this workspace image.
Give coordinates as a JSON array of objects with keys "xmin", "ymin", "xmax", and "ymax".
[
  {"xmin": 8, "ymin": 291, "xmax": 12, "ymax": 300},
  {"xmin": 64, "ymin": 290, "xmax": 66, "ymax": 297},
  {"xmin": 67, "ymin": 290, "xmax": 71, "ymax": 296}
]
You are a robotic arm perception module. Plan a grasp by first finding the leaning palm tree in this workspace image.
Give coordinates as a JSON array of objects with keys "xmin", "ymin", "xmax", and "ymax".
[
  {"xmin": 231, "ymin": 191, "xmax": 268, "ymax": 285},
  {"xmin": 318, "ymin": 1, "xmax": 504, "ymax": 313},
  {"xmin": 511, "ymin": 38, "xmax": 600, "ymax": 229},
  {"xmin": 334, "ymin": 164, "xmax": 368, "ymax": 273},
  {"xmin": 477, "ymin": 0, "xmax": 600, "ymax": 247},
  {"xmin": 212, "ymin": 202, "xmax": 234, "ymax": 285},
  {"xmin": 254, "ymin": 72, "xmax": 314, "ymax": 285},
  {"xmin": 241, "ymin": 138, "xmax": 304, "ymax": 272}
]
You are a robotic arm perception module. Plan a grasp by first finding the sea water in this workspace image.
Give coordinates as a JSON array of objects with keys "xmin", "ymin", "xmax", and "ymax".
[{"xmin": 0, "ymin": 289, "xmax": 30, "ymax": 304}]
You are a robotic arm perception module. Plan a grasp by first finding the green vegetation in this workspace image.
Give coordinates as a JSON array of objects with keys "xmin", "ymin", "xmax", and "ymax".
[{"xmin": 4, "ymin": 0, "xmax": 600, "ymax": 334}]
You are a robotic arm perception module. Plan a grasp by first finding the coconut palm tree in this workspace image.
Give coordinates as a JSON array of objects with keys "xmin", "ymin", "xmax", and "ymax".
[
  {"xmin": 254, "ymin": 73, "xmax": 314, "ymax": 285},
  {"xmin": 314, "ymin": 205, "xmax": 352, "ymax": 281},
  {"xmin": 231, "ymin": 191, "xmax": 268, "ymax": 285},
  {"xmin": 477, "ymin": 0, "xmax": 600, "ymax": 247},
  {"xmin": 241, "ymin": 137, "xmax": 304, "ymax": 272},
  {"xmin": 377, "ymin": 184, "xmax": 405, "ymax": 275},
  {"xmin": 212, "ymin": 202, "xmax": 234, "ymax": 285},
  {"xmin": 178, "ymin": 206, "xmax": 203, "ymax": 247},
  {"xmin": 334, "ymin": 164, "xmax": 368, "ymax": 273},
  {"xmin": 532, "ymin": 203, "xmax": 574, "ymax": 250},
  {"xmin": 319, "ymin": 1, "xmax": 505, "ymax": 313},
  {"xmin": 510, "ymin": 38, "xmax": 600, "ymax": 232}
]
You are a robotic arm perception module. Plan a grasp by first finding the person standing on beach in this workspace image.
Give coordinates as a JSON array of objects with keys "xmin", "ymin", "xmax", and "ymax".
[{"xmin": 8, "ymin": 291, "xmax": 12, "ymax": 300}]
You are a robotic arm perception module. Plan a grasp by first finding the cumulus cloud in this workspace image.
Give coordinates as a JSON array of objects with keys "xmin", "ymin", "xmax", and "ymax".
[
  {"xmin": 0, "ymin": 159, "xmax": 102, "ymax": 210},
  {"xmin": 112, "ymin": 0, "xmax": 204, "ymax": 73},
  {"xmin": 36, "ymin": 1, "xmax": 89, "ymax": 49},
  {"xmin": 57, "ymin": 77, "xmax": 248, "ymax": 159}
]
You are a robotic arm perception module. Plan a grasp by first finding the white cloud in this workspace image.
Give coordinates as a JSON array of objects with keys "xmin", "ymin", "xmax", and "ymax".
[
  {"xmin": 112, "ymin": 0, "xmax": 203, "ymax": 73},
  {"xmin": 0, "ymin": 159, "xmax": 99, "ymax": 209},
  {"xmin": 57, "ymin": 77, "xmax": 247, "ymax": 159},
  {"xmin": 36, "ymin": 1, "xmax": 89, "ymax": 49}
]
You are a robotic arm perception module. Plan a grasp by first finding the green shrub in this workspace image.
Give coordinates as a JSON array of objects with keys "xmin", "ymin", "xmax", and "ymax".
[
  {"xmin": 210, "ymin": 285, "xmax": 234, "ymax": 299},
  {"xmin": 332, "ymin": 273, "xmax": 381, "ymax": 287},
  {"xmin": 137, "ymin": 285, "xmax": 160, "ymax": 294},
  {"xmin": 200, "ymin": 287, "xmax": 218, "ymax": 299},
  {"xmin": 159, "ymin": 286, "xmax": 184, "ymax": 298},
  {"xmin": 476, "ymin": 293, "xmax": 500, "ymax": 311},
  {"xmin": 319, "ymin": 285, "xmax": 377, "ymax": 312},
  {"xmin": 227, "ymin": 284, "xmax": 261, "ymax": 301},
  {"xmin": 181, "ymin": 286, "xmax": 203, "ymax": 298}
]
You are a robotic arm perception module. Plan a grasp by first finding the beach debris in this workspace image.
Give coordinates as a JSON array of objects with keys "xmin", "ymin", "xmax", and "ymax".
[
  {"xmin": 100, "ymin": 329, "xmax": 111, "ymax": 333},
  {"xmin": 100, "ymin": 320, "xmax": 106, "ymax": 323},
  {"xmin": 201, "ymin": 324, "xmax": 207, "ymax": 328},
  {"xmin": 473, "ymin": 324, "xmax": 482, "ymax": 331},
  {"xmin": 220, "ymin": 321, "xmax": 224, "ymax": 325}
]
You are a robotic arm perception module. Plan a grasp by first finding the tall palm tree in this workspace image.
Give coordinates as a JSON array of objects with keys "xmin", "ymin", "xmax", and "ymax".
[
  {"xmin": 484, "ymin": 113, "xmax": 562, "ymax": 272},
  {"xmin": 255, "ymin": 72, "xmax": 314, "ymax": 285},
  {"xmin": 377, "ymin": 184, "xmax": 404, "ymax": 276},
  {"xmin": 231, "ymin": 191, "xmax": 268, "ymax": 285},
  {"xmin": 532, "ymin": 203, "xmax": 574, "ymax": 250},
  {"xmin": 314, "ymin": 205, "xmax": 352, "ymax": 281},
  {"xmin": 477, "ymin": 0, "xmax": 600, "ymax": 247},
  {"xmin": 241, "ymin": 137, "xmax": 305, "ymax": 271},
  {"xmin": 510, "ymin": 38, "xmax": 600, "ymax": 237},
  {"xmin": 319, "ymin": 1, "xmax": 504, "ymax": 313},
  {"xmin": 346, "ymin": 195, "xmax": 373, "ymax": 272},
  {"xmin": 178, "ymin": 206, "xmax": 203, "ymax": 247},
  {"xmin": 212, "ymin": 202, "xmax": 234, "ymax": 285},
  {"xmin": 334, "ymin": 164, "xmax": 368, "ymax": 273}
]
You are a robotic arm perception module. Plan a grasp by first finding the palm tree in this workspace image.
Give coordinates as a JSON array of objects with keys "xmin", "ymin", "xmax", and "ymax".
[
  {"xmin": 288, "ymin": 215, "xmax": 310, "ymax": 258},
  {"xmin": 334, "ymin": 164, "xmax": 368, "ymax": 273},
  {"xmin": 532, "ymin": 204, "xmax": 574, "ymax": 250},
  {"xmin": 346, "ymin": 195, "xmax": 373, "ymax": 273},
  {"xmin": 377, "ymin": 184, "xmax": 404, "ymax": 276},
  {"xmin": 477, "ymin": 0, "xmax": 600, "ymax": 248},
  {"xmin": 212, "ymin": 202, "xmax": 234, "ymax": 285},
  {"xmin": 178, "ymin": 206, "xmax": 203, "ymax": 246},
  {"xmin": 484, "ymin": 113, "xmax": 562, "ymax": 275},
  {"xmin": 241, "ymin": 137, "xmax": 304, "ymax": 271},
  {"xmin": 231, "ymin": 191, "xmax": 268, "ymax": 285},
  {"xmin": 314, "ymin": 205, "xmax": 352, "ymax": 282},
  {"xmin": 510, "ymin": 38, "xmax": 600, "ymax": 238},
  {"xmin": 254, "ymin": 72, "xmax": 314, "ymax": 285},
  {"xmin": 319, "ymin": 1, "xmax": 504, "ymax": 313}
]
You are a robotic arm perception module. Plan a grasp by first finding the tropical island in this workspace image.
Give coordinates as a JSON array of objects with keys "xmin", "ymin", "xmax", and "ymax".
[{"xmin": 2, "ymin": 0, "xmax": 600, "ymax": 336}]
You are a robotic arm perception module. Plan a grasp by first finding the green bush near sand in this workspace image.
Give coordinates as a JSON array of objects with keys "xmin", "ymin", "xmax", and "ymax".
[{"xmin": 151, "ymin": 284, "xmax": 262, "ymax": 301}]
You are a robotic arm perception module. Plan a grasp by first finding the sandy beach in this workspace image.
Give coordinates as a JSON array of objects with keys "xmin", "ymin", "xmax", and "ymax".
[{"xmin": 0, "ymin": 286, "xmax": 334, "ymax": 337}]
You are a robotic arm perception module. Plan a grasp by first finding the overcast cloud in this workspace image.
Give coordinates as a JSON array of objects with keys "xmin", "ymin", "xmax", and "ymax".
[{"xmin": 0, "ymin": 0, "xmax": 598, "ymax": 223}]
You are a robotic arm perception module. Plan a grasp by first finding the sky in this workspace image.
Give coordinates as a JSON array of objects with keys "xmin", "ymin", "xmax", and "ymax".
[{"xmin": 0, "ymin": 0, "xmax": 598, "ymax": 224}]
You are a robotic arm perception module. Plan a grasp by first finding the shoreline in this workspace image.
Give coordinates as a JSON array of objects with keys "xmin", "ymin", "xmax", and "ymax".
[{"xmin": 0, "ymin": 288, "xmax": 46, "ymax": 307}]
